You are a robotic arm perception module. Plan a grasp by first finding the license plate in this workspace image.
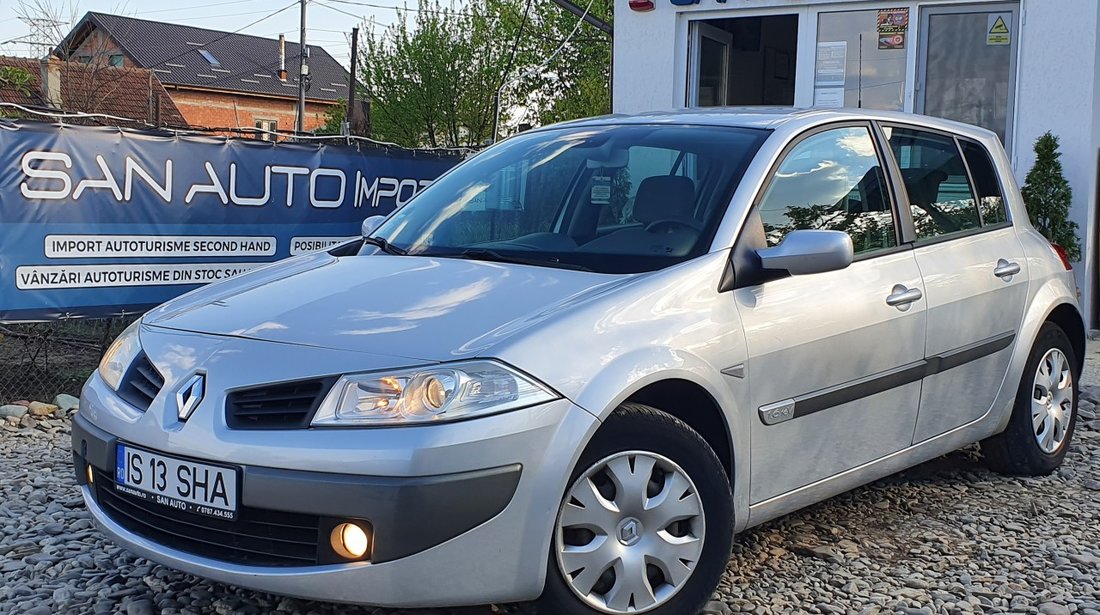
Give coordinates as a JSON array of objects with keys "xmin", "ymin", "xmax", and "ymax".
[{"xmin": 115, "ymin": 444, "xmax": 238, "ymax": 520}]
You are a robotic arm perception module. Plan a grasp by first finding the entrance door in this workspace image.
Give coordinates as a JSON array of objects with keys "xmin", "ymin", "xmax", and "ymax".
[
  {"xmin": 690, "ymin": 23, "xmax": 732, "ymax": 107},
  {"xmin": 917, "ymin": 4, "xmax": 1019, "ymax": 147}
]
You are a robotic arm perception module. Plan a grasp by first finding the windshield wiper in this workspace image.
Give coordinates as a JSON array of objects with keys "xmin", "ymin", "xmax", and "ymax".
[
  {"xmin": 441, "ymin": 248, "xmax": 593, "ymax": 272},
  {"xmin": 362, "ymin": 236, "xmax": 408, "ymax": 256}
]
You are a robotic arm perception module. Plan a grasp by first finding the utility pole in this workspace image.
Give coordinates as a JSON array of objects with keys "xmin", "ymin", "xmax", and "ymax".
[
  {"xmin": 346, "ymin": 26, "xmax": 359, "ymax": 136},
  {"xmin": 296, "ymin": 0, "xmax": 308, "ymax": 134}
]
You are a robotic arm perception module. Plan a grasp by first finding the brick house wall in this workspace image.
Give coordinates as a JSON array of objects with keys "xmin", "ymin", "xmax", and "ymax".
[
  {"xmin": 167, "ymin": 88, "xmax": 332, "ymax": 135},
  {"xmin": 68, "ymin": 29, "xmax": 340, "ymax": 136}
]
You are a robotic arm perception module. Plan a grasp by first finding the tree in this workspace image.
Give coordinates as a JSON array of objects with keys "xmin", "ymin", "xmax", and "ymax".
[
  {"xmin": 1021, "ymin": 132, "xmax": 1080, "ymax": 260},
  {"xmin": 315, "ymin": 99, "xmax": 347, "ymax": 135},
  {"xmin": 523, "ymin": 0, "xmax": 613, "ymax": 125},
  {"xmin": 356, "ymin": 0, "xmax": 613, "ymax": 147},
  {"xmin": 359, "ymin": 0, "xmax": 538, "ymax": 148}
]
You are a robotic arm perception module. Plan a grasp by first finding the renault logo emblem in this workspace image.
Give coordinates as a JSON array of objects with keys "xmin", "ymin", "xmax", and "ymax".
[{"xmin": 176, "ymin": 374, "xmax": 205, "ymax": 421}]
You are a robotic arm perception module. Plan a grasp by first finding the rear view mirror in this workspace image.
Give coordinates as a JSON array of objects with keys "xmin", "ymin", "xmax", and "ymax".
[
  {"xmin": 362, "ymin": 215, "xmax": 386, "ymax": 238},
  {"xmin": 585, "ymin": 148, "xmax": 628, "ymax": 169},
  {"xmin": 757, "ymin": 230, "xmax": 854, "ymax": 276}
]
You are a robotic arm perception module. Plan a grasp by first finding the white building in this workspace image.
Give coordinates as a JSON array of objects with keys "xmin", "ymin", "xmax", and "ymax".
[{"xmin": 613, "ymin": 0, "xmax": 1100, "ymax": 325}]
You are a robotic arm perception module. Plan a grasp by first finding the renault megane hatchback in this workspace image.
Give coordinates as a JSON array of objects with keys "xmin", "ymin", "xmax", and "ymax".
[{"xmin": 73, "ymin": 109, "xmax": 1084, "ymax": 614}]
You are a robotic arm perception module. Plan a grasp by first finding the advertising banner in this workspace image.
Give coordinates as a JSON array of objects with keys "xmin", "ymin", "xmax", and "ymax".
[{"xmin": 0, "ymin": 121, "xmax": 463, "ymax": 322}]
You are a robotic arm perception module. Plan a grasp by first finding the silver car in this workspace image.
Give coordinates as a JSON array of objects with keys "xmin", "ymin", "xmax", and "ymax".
[{"xmin": 73, "ymin": 109, "xmax": 1084, "ymax": 614}]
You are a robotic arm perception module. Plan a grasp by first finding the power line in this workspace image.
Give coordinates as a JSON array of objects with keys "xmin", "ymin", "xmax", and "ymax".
[
  {"xmin": 324, "ymin": 0, "xmax": 478, "ymax": 18},
  {"xmin": 142, "ymin": 2, "xmax": 299, "ymax": 70},
  {"xmin": 313, "ymin": 2, "xmax": 388, "ymax": 28},
  {"xmin": 136, "ymin": 0, "xmax": 268, "ymax": 16}
]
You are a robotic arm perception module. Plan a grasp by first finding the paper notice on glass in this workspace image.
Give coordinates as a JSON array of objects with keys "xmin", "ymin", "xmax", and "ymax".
[
  {"xmin": 815, "ymin": 41, "xmax": 848, "ymax": 87},
  {"xmin": 814, "ymin": 87, "xmax": 845, "ymax": 108}
]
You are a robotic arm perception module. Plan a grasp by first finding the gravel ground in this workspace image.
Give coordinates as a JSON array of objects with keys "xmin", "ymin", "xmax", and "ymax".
[{"xmin": 3, "ymin": 381, "xmax": 1100, "ymax": 614}]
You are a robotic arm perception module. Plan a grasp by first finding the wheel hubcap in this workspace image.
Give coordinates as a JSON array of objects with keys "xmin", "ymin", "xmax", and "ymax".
[
  {"xmin": 1031, "ymin": 348, "xmax": 1074, "ymax": 454},
  {"xmin": 554, "ymin": 451, "xmax": 706, "ymax": 614}
]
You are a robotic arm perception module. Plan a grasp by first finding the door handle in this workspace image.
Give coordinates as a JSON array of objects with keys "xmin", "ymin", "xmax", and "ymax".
[
  {"xmin": 886, "ymin": 284, "xmax": 923, "ymax": 309},
  {"xmin": 994, "ymin": 259, "xmax": 1021, "ymax": 280}
]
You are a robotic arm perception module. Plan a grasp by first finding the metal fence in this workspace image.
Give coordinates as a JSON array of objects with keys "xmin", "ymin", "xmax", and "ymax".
[{"xmin": 0, "ymin": 316, "xmax": 137, "ymax": 404}]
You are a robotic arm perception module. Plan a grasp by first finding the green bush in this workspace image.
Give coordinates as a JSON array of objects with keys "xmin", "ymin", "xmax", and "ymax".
[{"xmin": 1021, "ymin": 132, "xmax": 1081, "ymax": 260}]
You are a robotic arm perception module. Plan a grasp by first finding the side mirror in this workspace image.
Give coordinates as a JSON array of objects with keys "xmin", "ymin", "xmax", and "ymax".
[
  {"xmin": 361, "ymin": 215, "xmax": 386, "ymax": 238},
  {"xmin": 757, "ymin": 230, "xmax": 854, "ymax": 276}
]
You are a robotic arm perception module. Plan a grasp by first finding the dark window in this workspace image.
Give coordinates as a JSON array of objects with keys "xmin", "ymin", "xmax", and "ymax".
[
  {"xmin": 109, "ymin": 54, "xmax": 124, "ymax": 67},
  {"xmin": 758, "ymin": 126, "xmax": 897, "ymax": 255},
  {"xmin": 884, "ymin": 126, "xmax": 980, "ymax": 240},
  {"xmin": 77, "ymin": 55, "xmax": 91, "ymax": 64},
  {"xmin": 960, "ymin": 140, "xmax": 1009, "ymax": 225}
]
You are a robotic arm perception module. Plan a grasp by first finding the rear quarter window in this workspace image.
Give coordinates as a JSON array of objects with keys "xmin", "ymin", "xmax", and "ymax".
[{"xmin": 960, "ymin": 140, "xmax": 1010, "ymax": 226}]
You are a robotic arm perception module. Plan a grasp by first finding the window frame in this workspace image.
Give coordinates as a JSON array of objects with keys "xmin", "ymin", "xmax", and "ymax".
[
  {"xmin": 254, "ymin": 118, "xmax": 278, "ymax": 142},
  {"xmin": 876, "ymin": 121, "xmax": 1011, "ymax": 247}
]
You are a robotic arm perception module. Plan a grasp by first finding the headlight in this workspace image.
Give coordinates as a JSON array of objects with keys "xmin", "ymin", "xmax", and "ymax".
[
  {"xmin": 98, "ymin": 320, "xmax": 142, "ymax": 390},
  {"xmin": 311, "ymin": 360, "xmax": 558, "ymax": 426}
]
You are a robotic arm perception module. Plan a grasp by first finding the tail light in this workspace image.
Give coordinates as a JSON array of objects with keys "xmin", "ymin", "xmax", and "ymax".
[{"xmin": 1050, "ymin": 243, "xmax": 1073, "ymax": 271}]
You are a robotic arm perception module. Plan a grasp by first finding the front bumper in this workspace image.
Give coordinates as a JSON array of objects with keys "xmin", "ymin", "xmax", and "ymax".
[
  {"xmin": 71, "ymin": 328, "xmax": 600, "ymax": 607},
  {"xmin": 73, "ymin": 413, "xmax": 522, "ymax": 565}
]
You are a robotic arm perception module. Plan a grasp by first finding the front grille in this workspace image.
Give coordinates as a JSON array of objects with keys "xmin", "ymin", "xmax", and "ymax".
[
  {"xmin": 94, "ymin": 469, "xmax": 322, "ymax": 566},
  {"xmin": 117, "ymin": 353, "xmax": 164, "ymax": 411},
  {"xmin": 225, "ymin": 378, "xmax": 334, "ymax": 430}
]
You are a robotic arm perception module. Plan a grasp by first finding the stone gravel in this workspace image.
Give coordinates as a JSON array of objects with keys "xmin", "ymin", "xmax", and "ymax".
[{"xmin": 3, "ymin": 389, "xmax": 1100, "ymax": 615}]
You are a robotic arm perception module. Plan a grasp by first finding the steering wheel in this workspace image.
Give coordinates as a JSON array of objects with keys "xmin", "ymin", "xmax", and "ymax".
[{"xmin": 645, "ymin": 219, "xmax": 702, "ymax": 234}]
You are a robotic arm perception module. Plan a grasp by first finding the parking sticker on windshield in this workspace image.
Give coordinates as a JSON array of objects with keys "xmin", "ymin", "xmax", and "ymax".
[{"xmin": 591, "ymin": 176, "xmax": 612, "ymax": 205}]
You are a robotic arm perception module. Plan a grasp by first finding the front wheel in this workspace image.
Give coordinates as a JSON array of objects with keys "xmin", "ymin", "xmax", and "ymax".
[
  {"xmin": 982, "ymin": 322, "xmax": 1079, "ymax": 475},
  {"xmin": 536, "ymin": 403, "xmax": 733, "ymax": 615}
]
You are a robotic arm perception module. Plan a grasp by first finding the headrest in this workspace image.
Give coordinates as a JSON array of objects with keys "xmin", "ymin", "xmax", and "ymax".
[{"xmin": 632, "ymin": 175, "xmax": 696, "ymax": 225}]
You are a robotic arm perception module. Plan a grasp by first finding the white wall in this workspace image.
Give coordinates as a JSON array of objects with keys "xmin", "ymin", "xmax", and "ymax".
[
  {"xmin": 613, "ymin": 0, "xmax": 683, "ymax": 112},
  {"xmin": 1013, "ymin": 0, "xmax": 1100, "ymax": 323}
]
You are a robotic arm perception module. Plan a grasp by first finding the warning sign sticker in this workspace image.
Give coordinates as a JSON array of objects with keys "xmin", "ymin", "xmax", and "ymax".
[{"xmin": 987, "ymin": 13, "xmax": 1011, "ymax": 46}]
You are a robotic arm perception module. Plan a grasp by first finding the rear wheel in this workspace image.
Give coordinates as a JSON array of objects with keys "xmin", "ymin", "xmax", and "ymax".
[
  {"xmin": 536, "ymin": 403, "xmax": 732, "ymax": 615},
  {"xmin": 982, "ymin": 322, "xmax": 1079, "ymax": 475}
]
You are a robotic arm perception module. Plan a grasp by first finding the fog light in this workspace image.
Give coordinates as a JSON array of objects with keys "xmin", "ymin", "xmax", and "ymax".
[
  {"xmin": 330, "ymin": 522, "xmax": 369, "ymax": 559},
  {"xmin": 86, "ymin": 464, "xmax": 94, "ymax": 485}
]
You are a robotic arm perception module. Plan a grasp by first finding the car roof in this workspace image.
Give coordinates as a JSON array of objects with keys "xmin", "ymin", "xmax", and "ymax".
[{"xmin": 548, "ymin": 107, "xmax": 1000, "ymax": 142}]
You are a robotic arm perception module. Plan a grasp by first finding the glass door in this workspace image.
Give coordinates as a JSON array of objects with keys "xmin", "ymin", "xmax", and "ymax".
[
  {"xmin": 689, "ymin": 22, "xmax": 733, "ymax": 107},
  {"xmin": 916, "ymin": 3, "xmax": 1019, "ymax": 146}
]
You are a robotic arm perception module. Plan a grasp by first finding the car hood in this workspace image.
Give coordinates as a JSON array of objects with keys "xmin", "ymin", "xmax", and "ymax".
[{"xmin": 144, "ymin": 253, "xmax": 631, "ymax": 361}]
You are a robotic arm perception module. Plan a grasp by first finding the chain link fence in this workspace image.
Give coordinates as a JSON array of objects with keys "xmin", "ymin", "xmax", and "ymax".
[{"xmin": 0, "ymin": 316, "xmax": 138, "ymax": 404}]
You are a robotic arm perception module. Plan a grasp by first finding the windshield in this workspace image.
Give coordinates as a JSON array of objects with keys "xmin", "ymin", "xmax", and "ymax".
[{"xmin": 369, "ymin": 124, "xmax": 769, "ymax": 274}]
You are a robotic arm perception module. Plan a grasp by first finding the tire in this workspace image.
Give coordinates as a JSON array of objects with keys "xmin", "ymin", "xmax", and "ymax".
[
  {"xmin": 536, "ymin": 403, "xmax": 733, "ymax": 615},
  {"xmin": 982, "ymin": 322, "xmax": 1079, "ymax": 475}
]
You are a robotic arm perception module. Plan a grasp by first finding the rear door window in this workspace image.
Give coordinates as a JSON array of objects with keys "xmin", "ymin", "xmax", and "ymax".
[{"xmin": 882, "ymin": 126, "xmax": 981, "ymax": 240}]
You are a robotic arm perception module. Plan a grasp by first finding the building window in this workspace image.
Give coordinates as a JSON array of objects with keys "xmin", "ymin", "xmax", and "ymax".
[
  {"xmin": 77, "ymin": 55, "xmax": 91, "ymax": 64},
  {"xmin": 109, "ymin": 54, "xmax": 124, "ymax": 67},
  {"xmin": 255, "ymin": 119, "xmax": 278, "ymax": 141},
  {"xmin": 688, "ymin": 15, "xmax": 798, "ymax": 107},
  {"xmin": 814, "ymin": 10, "xmax": 908, "ymax": 111},
  {"xmin": 198, "ymin": 49, "xmax": 220, "ymax": 66}
]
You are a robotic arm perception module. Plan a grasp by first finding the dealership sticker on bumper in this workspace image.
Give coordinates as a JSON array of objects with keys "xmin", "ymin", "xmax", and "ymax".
[{"xmin": 115, "ymin": 444, "xmax": 239, "ymax": 520}]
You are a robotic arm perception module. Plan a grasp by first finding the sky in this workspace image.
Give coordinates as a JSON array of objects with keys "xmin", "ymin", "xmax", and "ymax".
[{"xmin": 0, "ymin": 0, "xmax": 409, "ymax": 67}]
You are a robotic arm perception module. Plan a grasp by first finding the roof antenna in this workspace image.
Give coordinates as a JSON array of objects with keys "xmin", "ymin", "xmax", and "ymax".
[{"xmin": 857, "ymin": 33, "xmax": 863, "ymax": 109}]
